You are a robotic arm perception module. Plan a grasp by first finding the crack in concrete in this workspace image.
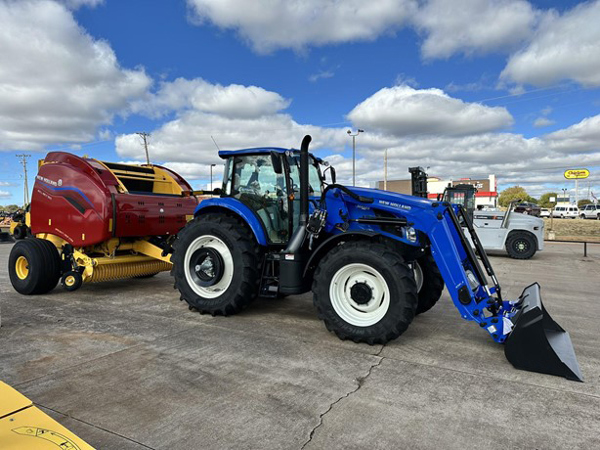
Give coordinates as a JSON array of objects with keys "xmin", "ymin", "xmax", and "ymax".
[{"xmin": 300, "ymin": 346, "xmax": 385, "ymax": 450}]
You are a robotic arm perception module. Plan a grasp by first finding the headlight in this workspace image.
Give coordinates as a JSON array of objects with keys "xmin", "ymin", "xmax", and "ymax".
[{"xmin": 405, "ymin": 227, "xmax": 417, "ymax": 243}]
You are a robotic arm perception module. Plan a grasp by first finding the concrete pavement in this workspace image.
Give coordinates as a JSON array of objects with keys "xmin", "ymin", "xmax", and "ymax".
[{"xmin": 1, "ymin": 241, "xmax": 599, "ymax": 449}]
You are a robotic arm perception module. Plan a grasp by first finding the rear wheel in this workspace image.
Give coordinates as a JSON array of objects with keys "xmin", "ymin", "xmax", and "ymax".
[
  {"xmin": 413, "ymin": 254, "xmax": 445, "ymax": 315},
  {"xmin": 312, "ymin": 241, "xmax": 417, "ymax": 345},
  {"xmin": 9, "ymin": 238, "xmax": 60, "ymax": 295},
  {"xmin": 506, "ymin": 231, "xmax": 537, "ymax": 259},
  {"xmin": 12, "ymin": 224, "xmax": 27, "ymax": 240},
  {"xmin": 171, "ymin": 214, "xmax": 261, "ymax": 315}
]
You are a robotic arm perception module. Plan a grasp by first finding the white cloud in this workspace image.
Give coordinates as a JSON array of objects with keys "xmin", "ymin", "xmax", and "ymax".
[
  {"xmin": 346, "ymin": 85, "xmax": 513, "ymax": 137},
  {"xmin": 0, "ymin": 0, "xmax": 151, "ymax": 151},
  {"xmin": 131, "ymin": 78, "xmax": 290, "ymax": 119},
  {"xmin": 533, "ymin": 117, "xmax": 554, "ymax": 128},
  {"xmin": 58, "ymin": 0, "xmax": 104, "ymax": 9},
  {"xmin": 545, "ymin": 114, "xmax": 600, "ymax": 154},
  {"xmin": 413, "ymin": 0, "xmax": 538, "ymax": 59},
  {"xmin": 502, "ymin": 1, "xmax": 600, "ymax": 87},
  {"xmin": 0, "ymin": 190, "xmax": 10, "ymax": 198},
  {"xmin": 308, "ymin": 70, "xmax": 335, "ymax": 83},
  {"xmin": 186, "ymin": 0, "xmax": 417, "ymax": 53}
]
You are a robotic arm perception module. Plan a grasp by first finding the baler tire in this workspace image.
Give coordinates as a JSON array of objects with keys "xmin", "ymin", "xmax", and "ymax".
[
  {"xmin": 414, "ymin": 254, "xmax": 445, "ymax": 315},
  {"xmin": 12, "ymin": 225, "xmax": 27, "ymax": 240},
  {"xmin": 171, "ymin": 213, "xmax": 261, "ymax": 316},
  {"xmin": 9, "ymin": 238, "xmax": 60, "ymax": 295},
  {"xmin": 312, "ymin": 241, "xmax": 417, "ymax": 345},
  {"xmin": 506, "ymin": 231, "xmax": 537, "ymax": 259}
]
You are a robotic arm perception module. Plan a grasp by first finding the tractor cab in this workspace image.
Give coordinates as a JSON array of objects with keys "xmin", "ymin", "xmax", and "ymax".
[
  {"xmin": 218, "ymin": 148, "xmax": 329, "ymax": 245},
  {"xmin": 442, "ymin": 183, "xmax": 477, "ymax": 222}
]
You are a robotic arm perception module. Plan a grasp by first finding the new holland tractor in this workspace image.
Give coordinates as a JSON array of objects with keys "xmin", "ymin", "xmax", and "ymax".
[{"xmin": 172, "ymin": 135, "xmax": 582, "ymax": 381}]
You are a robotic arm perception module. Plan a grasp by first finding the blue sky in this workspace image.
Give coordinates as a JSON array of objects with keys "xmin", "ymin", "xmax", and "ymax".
[{"xmin": 1, "ymin": 0, "xmax": 600, "ymax": 205}]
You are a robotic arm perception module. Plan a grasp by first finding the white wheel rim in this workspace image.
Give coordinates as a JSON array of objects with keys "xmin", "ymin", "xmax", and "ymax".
[
  {"xmin": 184, "ymin": 235, "xmax": 234, "ymax": 299},
  {"xmin": 413, "ymin": 262, "xmax": 423, "ymax": 293},
  {"xmin": 329, "ymin": 263, "xmax": 390, "ymax": 327}
]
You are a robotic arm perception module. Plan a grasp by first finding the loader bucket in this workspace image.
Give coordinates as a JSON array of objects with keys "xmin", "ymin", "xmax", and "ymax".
[{"xmin": 504, "ymin": 283, "xmax": 583, "ymax": 381}]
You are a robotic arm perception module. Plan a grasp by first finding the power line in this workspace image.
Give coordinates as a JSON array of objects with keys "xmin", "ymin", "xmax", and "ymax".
[{"xmin": 15, "ymin": 154, "xmax": 31, "ymax": 206}]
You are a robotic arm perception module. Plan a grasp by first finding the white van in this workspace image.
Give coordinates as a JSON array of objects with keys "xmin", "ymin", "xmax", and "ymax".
[{"xmin": 552, "ymin": 205, "xmax": 580, "ymax": 218}]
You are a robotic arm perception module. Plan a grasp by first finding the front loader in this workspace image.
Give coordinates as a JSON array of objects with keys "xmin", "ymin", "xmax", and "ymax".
[{"xmin": 171, "ymin": 135, "xmax": 582, "ymax": 381}]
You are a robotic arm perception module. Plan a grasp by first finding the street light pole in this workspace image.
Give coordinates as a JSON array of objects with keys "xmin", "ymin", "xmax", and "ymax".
[{"xmin": 347, "ymin": 129, "xmax": 364, "ymax": 187}]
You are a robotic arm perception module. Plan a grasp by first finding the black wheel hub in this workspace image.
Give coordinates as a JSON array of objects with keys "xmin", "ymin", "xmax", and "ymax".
[
  {"xmin": 350, "ymin": 282, "xmax": 373, "ymax": 305},
  {"xmin": 189, "ymin": 248, "xmax": 225, "ymax": 287}
]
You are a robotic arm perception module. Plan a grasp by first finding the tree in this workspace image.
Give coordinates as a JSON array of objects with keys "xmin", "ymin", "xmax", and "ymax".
[
  {"xmin": 538, "ymin": 192, "xmax": 558, "ymax": 208},
  {"xmin": 498, "ymin": 186, "xmax": 531, "ymax": 207},
  {"xmin": 578, "ymin": 199, "xmax": 592, "ymax": 209}
]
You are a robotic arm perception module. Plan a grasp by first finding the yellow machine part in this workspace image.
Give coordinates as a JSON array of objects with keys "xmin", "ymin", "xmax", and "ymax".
[
  {"xmin": 0, "ymin": 381, "xmax": 94, "ymax": 450},
  {"xmin": 85, "ymin": 258, "xmax": 171, "ymax": 283}
]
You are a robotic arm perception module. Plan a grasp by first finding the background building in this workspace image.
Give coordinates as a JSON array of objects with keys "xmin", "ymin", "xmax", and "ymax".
[{"xmin": 376, "ymin": 175, "xmax": 498, "ymax": 207}]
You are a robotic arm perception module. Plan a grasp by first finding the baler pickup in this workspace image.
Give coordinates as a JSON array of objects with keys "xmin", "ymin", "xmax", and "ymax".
[{"xmin": 505, "ymin": 283, "xmax": 583, "ymax": 381}]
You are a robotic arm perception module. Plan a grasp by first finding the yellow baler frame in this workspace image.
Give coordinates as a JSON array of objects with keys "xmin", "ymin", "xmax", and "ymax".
[{"xmin": 37, "ymin": 234, "xmax": 173, "ymax": 284}]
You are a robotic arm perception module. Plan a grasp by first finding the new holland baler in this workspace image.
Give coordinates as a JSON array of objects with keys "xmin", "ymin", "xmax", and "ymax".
[{"xmin": 8, "ymin": 152, "xmax": 198, "ymax": 294}]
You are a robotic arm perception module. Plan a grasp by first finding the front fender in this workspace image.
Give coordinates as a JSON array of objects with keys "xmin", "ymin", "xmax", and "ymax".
[{"xmin": 195, "ymin": 197, "xmax": 268, "ymax": 246}]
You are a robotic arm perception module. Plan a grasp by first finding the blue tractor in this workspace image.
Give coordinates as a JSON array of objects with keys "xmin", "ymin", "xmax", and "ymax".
[{"xmin": 171, "ymin": 136, "xmax": 582, "ymax": 381}]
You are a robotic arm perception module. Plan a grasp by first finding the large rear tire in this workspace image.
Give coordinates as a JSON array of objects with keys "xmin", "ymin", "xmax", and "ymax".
[
  {"xmin": 171, "ymin": 214, "xmax": 261, "ymax": 315},
  {"xmin": 413, "ymin": 254, "xmax": 445, "ymax": 315},
  {"xmin": 9, "ymin": 238, "xmax": 60, "ymax": 295},
  {"xmin": 312, "ymin": 241, "xmax": 417, "ymax": 345}
]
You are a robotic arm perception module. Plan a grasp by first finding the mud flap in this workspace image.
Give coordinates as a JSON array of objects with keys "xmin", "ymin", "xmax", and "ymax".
[{"xmin": 504, "ymin": 283, "xmax": 583, "ymax": 381}]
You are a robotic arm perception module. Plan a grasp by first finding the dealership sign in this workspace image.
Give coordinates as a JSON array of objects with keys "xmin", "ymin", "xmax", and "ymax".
[{"xmin": 564, "ymin": 169, "xmax": 589, "ymax": 179}]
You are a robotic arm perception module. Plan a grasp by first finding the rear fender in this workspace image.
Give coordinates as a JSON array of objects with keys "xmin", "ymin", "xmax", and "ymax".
[{"xmin": 195, "ymin": 198, "xmax": 268, "ymax": 246}]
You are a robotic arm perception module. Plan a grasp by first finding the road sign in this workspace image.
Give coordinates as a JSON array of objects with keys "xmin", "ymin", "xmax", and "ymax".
[{"xmin": 564, "ymin": 169, "xmax": 589, "ymax": 179}]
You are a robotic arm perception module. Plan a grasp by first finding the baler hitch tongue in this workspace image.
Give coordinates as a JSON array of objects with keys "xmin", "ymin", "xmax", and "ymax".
[{"xmin": 504, "ymin": 283, "xmax": 583, "ymax": 382}]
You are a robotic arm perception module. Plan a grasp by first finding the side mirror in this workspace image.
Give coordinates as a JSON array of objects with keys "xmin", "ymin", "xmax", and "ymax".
[
  {"xmin": 212, "ymin": 187, "xmax": 222, "ymax": 196},
  {"xmin": 270, "ymin": 152, "xmax": 282, "ymax": 174}
]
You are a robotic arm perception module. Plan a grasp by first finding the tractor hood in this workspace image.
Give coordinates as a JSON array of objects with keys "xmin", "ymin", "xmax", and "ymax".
[{"xmin": 344, "ymin": 186, "xmax": 435, "ymax": 211}]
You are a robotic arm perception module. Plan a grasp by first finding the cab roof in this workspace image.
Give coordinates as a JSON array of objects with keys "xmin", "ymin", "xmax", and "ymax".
[{"xmin": 218, "ymin": 147, "xmax": 296, "ymax": 159}]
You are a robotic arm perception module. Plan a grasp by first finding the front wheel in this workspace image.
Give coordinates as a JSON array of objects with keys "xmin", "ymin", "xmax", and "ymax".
[
  {"xmin": 171, "ymin": 213, "xmax": 261, "ymax": 316},
  {"xmin": 413, "ymin": 254, "xmax": 445, "ymax": 315},
  {"xmin": 312, "ymin": 241, "xmax": 417, "ymax": 345},
  {"xmin": 506, "ymin": 231, "xmax": 537, "ymax": 259}
]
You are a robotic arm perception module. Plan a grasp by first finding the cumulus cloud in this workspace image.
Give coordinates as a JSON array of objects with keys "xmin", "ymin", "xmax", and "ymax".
[
  {"xmin": 131, "ymin": 78, "xmax": 290, "ymax": 119},
  {"xmin": 502, "ymin": 1, "xmax": 600, "ymax": 87},
  {"xmin": 186, "ymin": 0, "xmax": 417, "ymax": 53},
  {"xmin": 0, "ymin": 190, "xmax": 11, "ymax": 198},
  {"xmin": 545, "ymin": 114, "xmax": 600, "ymax": 154},
  {"xmin": 346, "ymin": 85, "xmax": 513, "ymax": 137},
  {"xmin": 0, "ymin": 0, "xmax": 151, "ymax": 151},
  {"xmin": 413, "ymin": 0, "xmax": 538, "ymax": 59}
]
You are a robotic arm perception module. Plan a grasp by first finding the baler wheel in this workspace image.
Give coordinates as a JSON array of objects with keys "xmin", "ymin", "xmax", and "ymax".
[
  {"xmin": 171, "ymin": 213, "xmax": 261, "ymax": 316},
  {"xmin": 413, "ymin": 254, "xmax": 445, "ymax": 315},
  {"xmin": 61, "ymin": 271, "xmax": 83, "ymax": 292},
  {"xmin": 8, "ymin": 238, "xmax": 60, "ymax": 295},
  {"xmin": 312, "ymin": 241, "xmax": 418, "ymax": 345}
]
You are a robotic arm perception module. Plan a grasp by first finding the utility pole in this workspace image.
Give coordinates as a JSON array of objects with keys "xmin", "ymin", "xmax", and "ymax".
[
  {"xmin": 136, "ymin": 132, "xmax": 151, "ymax": 165},
  {"xmin": 16, "ymin": 154, "xmax": 31, "ymax": 206}
]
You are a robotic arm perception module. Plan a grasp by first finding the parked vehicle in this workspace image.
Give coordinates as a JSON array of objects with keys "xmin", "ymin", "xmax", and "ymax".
[
  {"xmin": 171, "ymin": 136, "xmax": 581, "ymax": 381},
  {"xmin": 552, "ymin": 205, "xmax": 580, "ymax": 219},
  {"xmin": 580, "ymin": 203, "xmax": 600, "ymax": 219},
  {"xmin": 540, "ymin": 208, "xmax": 551, "ymax": 218},
  {"xmin": 514, "ymin": 202, "xmax": 541, "ymax": 216}
]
